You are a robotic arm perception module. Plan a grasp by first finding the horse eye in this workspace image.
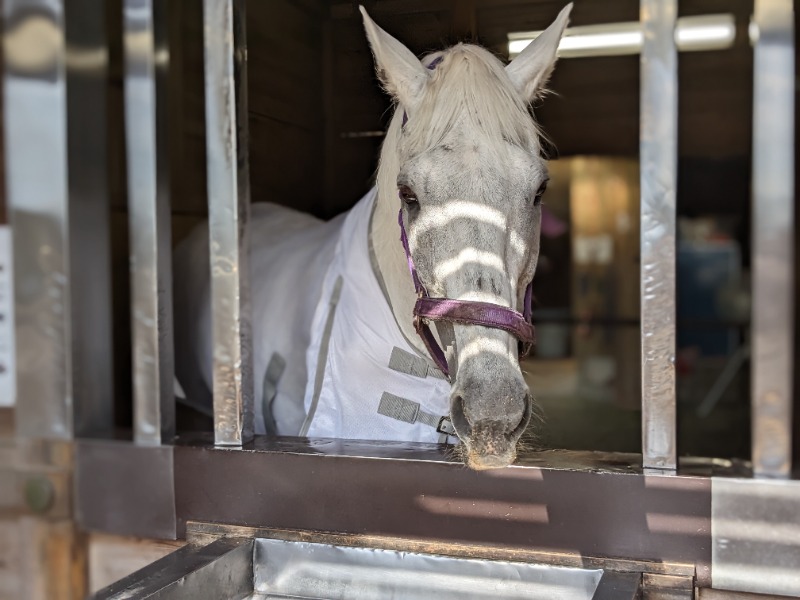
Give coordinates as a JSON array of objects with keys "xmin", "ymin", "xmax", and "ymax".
[
  {"xmin": 533, "ymin": 181, "xmax": 548, "ymax": 206},
  {"xmin": 399, "ymin": 185, "xmax": 418, "ymax": 205}
]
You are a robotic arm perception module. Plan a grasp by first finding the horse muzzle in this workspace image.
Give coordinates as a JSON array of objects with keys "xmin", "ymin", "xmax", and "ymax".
[{"xmin": 450, "ymin": 389, "xmax": 533, "ymax": 470}]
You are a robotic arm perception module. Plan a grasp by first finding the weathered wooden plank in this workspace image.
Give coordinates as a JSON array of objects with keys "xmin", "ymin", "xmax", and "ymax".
[
  {"xmin": 0, "ymin": 410, "xmax": 12, "ymax": 437},
  {"xmin": 17, "ymin": 518, "xmax": 87, "ymax": 600},
  {"xmin": 0, "ymin": 519, "xmax": 21, "ymax": 599},
  {"xmin": 88, "ymin": 533, "xmax": 185, "ymax": 594}
]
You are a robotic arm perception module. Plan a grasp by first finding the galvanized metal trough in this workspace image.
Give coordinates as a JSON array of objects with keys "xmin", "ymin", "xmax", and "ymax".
[{"xmin": 94, "ymin": 535, "xmax": 641, "ymax": 599}]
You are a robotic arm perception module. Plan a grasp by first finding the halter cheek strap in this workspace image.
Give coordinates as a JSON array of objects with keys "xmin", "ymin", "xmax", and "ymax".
[{"xmin": 398, "ymin": 209, "xmax": 536, "ymax": 378}]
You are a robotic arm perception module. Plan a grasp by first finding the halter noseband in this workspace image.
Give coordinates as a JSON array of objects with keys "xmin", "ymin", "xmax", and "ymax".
[{"xmin": 398, "ymin": 211, "xmax": 535, "ymax": 378}]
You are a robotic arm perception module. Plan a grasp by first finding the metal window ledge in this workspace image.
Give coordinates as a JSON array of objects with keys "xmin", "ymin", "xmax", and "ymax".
[
  {"xmin": 75, "ymin": 436, "xmax": 712, "ymax": 582},
  {"xmin": 74, "ymin": 437, "xmax": 800, "ymax": 598}
]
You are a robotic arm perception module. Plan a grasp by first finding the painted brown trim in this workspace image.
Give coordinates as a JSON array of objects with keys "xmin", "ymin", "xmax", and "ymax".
[{"xmin": 172, "ymin": 436, "xmax": 712, "ymax": 585}]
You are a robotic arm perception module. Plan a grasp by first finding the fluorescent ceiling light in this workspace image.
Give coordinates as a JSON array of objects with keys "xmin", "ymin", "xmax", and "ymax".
[{"xmin": 508, "ymin": 13, "xmax": 736, "ymax": 58}]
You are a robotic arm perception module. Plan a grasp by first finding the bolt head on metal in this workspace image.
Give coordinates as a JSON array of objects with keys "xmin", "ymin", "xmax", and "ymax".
[{"xmin": 24, "ymin": 476, "xmax": 55, "ymax": 514}]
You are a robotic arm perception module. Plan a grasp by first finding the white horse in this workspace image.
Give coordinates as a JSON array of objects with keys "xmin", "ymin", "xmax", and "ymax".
[{"xmin": 174, "ymin": 5, "xmax": 571, "ymax": 469}]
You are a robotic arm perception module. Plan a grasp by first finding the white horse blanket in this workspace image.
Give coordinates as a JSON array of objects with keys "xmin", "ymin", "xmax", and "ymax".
[{"xmin": 174, "ymin": 188, "xmax": 454, "ymax": 443}]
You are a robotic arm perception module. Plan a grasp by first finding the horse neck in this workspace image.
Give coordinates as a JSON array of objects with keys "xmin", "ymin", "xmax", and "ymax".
[{"xmin": 370, "ymin": 111, "xmax": 427, "ymax": 355}]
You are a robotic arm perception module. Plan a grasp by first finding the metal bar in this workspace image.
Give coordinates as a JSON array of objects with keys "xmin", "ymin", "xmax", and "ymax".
[
  {"xmin": 4, "ymin": 1, "xmax": 70, "ymax": 437},
  {"xmin": 592, "ymin": 571, "xmax": 642, "ymax": 600},
  {"xmin": 203, "ymin": 0, "xmax": 254, "ymax": 446},
  {"xmin": 92, "ymin": 537, "xmax": 253, "ymax": 599},
  {"xmin": 750, "ymin": 0, "xmax": 794, "ymax": 479},
  {"xmin": 64, "ymin": 0, "xmax": 114, "ymax": 437},
  {"xmin": 124, "ymin": 0, "xmax": 175, "ymax": 444},
  {"xmin": 4, "ymin": 0, "xmax": 113, "ymax": 438},
  {"xmin": 639, "ymin": 0, "xmax": 678, "ymax": 471},
  {"xmin": 712, "ymin": 477, "xmax": 800, "ymax": 596}
]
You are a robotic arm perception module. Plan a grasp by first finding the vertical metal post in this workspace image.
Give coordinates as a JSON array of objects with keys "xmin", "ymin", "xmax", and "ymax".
[
  {"xmin": 203, "ymin": 0, "xmax": 254, "ymax": 445},
  {"xmin": 4, "ymin": 1, "xmax": 70, "ymax": 437},
  {"xmin": 750, "ymin": 0, "xmax": 794, "ymax": 479},
  {"xmin": 4, "ymin": 0, "xmax": 113, "ymax": 438},
  {"xmin": 124, "ymin": 0, "xmax": 175, "ymax": 444},
  {"xmin": 639, "ymin": 0, "xmax": 678, "ymax": 470},
  {"xmin": 65, "ymin": 0, "xmax": 114, "ymax": 437}
]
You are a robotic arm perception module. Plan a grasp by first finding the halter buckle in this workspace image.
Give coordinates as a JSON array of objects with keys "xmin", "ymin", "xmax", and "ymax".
[{"xmin": 437, "ymin": 416, "xmax": 457, "ymax": 436}]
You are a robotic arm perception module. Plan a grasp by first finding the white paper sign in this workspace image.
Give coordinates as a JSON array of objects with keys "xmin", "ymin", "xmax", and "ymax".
[{"xmin": 0, "ymin": 226, "xmax": 14, "ymax": 406}]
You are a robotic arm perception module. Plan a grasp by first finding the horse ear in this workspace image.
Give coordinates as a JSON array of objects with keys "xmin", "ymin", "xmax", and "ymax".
[
  {"xmin": 505, "ymin": 3, "xmax": 572, "ymax": 102},
  {"xmin": 359, "ymin": 5, "xmax": 429, "ymax": 108}
]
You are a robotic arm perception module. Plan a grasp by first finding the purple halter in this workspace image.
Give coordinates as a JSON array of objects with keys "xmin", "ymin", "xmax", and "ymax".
[
  {"xmin": 398, "ymin": 212, "xmax": 535, "ymax": 378},
  {"xmin": 396, "ymin": 53, "xmax": 536, "ymax": 378}
]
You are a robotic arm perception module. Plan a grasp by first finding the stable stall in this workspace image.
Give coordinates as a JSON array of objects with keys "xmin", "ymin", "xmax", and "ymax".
[{"xmin": 0, "ymin": 0, "xmax": 798, "ymax": 598}]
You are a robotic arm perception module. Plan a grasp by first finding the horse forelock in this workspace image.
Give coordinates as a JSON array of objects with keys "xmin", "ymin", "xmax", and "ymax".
[{"xmin": 405, "ymin": 44, "xmax": 544, "ymax": 156}]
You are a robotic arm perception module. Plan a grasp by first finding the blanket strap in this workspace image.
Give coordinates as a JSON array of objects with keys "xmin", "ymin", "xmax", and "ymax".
[{"xmin": 378, "ymin": 392, "xmax": 456, "ymax": 438}]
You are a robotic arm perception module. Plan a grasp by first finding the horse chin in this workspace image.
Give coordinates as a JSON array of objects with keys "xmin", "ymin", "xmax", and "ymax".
[
  {"xmin": 466, "ymin": 448, "xmax": 517, "ymax": 470},
  {"xmin": 462, "ymin": 421, "xmax": 519, "ymax": 470}
]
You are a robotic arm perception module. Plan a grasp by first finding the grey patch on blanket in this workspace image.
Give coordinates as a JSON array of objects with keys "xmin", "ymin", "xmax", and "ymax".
[
  {"xmin": 378, "ymin": 391, "xmax": 456, "ymax": 442},
  {"xmin": 388, "ymin": 347, "xmax": 447, "ymax": 380},
  {"xmin": 262, "ymin": 352, "xmax": 287, "ymax": 435},
  {"xmin": 299, "ymin": 276, "xmax": 344, "ymax": 436}
]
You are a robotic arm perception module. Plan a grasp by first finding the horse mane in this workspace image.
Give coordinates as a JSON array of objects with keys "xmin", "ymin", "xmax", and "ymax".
[
  {"xmin": 377, "ymin": 43, "xmax": 544, "ymax": 197},
  {"xmin": 411, "ymin": 44, "xmax": 542, "ymax": 153}
]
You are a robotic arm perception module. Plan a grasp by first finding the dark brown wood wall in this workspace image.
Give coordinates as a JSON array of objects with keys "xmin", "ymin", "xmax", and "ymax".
[
  {"xmin": 249, "ymin": 1, "xmax": 325, "ymax": 215},
  {"xmin": 173, "ymin": 0, "xmax": 326, "ymax": 219}
]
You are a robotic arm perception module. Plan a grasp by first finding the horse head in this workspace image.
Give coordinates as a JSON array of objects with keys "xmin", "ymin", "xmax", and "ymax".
[{"xmin": 362, "ymin": 4, "xmax": 571, "ymax": 469}]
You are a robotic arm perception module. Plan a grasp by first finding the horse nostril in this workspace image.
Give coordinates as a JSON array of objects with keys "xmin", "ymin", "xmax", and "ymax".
[
  {"xmin": 450, "ymin": 395, "xmax": 472, "ymax": 438},
  {"xmin": 510, "ymin": 394, "xmax": 533, "ymax": 439}
]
